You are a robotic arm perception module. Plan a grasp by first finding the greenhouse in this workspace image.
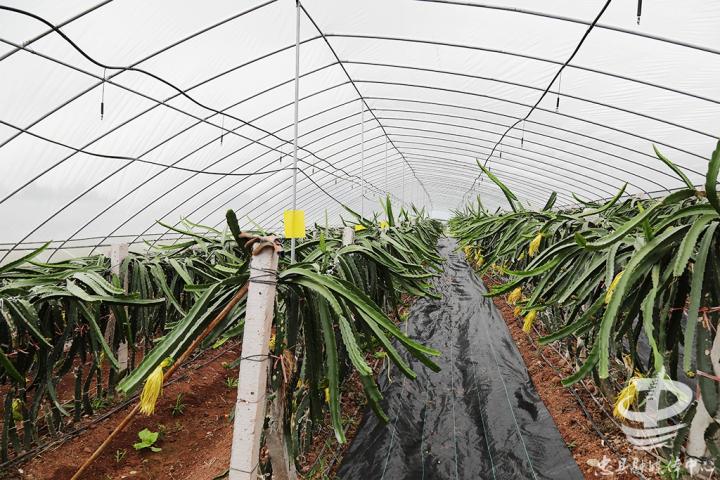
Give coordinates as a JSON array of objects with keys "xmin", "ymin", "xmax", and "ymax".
[{"xmin": 0, "ymin": 0, "xmax": 718, "ymax": 478}]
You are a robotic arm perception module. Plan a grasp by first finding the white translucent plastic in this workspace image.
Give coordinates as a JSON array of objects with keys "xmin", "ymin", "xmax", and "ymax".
[{"xmin": 0, "ymin": 0, "xmax": 718, "ymax": 259}]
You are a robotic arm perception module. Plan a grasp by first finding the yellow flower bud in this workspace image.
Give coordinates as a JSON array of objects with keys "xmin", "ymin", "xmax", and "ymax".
[
  {"xmin": 11, "ymin": 399, "xmax": 22, "ymax": 422},
  {"xmin": 613, "ymin": 373, "xmax": 643, "ymax": 419},
  {"xmin": 324, "ymin": 387, "xmax": 330, "ymax": 404},
  {"xmin": 513, "ymin": 306, "xmax": 522, "ymax": 317},
  {"xmin": 522, "ymin": 309, "xmax": 537, "ymax": 333},
  {"xmin": 139, "ymin": 358, "xmax": 172, "ymax": 416},
  {"xmin": 605, "ymin": 271, "xmax": 624, "ymax": 304},
  {"xmin": 528, "ymin": 233, "xmax": 543, "ymax": 257},
  {"xmin": 507, "ymin": 287, "xmax": 522, "ymax": 305}
]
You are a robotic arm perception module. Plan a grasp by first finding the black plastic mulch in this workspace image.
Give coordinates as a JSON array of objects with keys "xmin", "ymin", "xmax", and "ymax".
[{"xmin": 337, "ymin": 238, "xmax": 583, "ymax": 480}]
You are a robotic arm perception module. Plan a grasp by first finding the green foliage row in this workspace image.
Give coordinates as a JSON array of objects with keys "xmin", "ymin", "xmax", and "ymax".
[
  {"xmin": 0, "ymin": 198, "xmax": 443, "ymax": 465},
  {"xmin": 450, "ymin": 142, "xmax": 720, "ymax": 459}
]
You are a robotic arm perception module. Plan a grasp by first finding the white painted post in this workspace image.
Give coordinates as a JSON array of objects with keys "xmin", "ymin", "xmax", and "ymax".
[
  {"xmin": 229, "ymin": 244, "xmax": 280, "ymax": 480},
  {"xmin": 342, "ymin": 226, "xmax": 355, "ymax": 246},
  {"xmin": 105, "ymin": 244, "xmax": 129, "ymax": 371},
  {"xmin": 686, "ymin": 327, "xmax": 720, "ymax": 473}
]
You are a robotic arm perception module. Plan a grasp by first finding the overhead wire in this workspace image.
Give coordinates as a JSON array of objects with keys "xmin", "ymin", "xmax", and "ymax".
[
  {"xmin": 0, "ymin": 6, "xmax": 402, "ymax": 261},
  {"xmin": 0, "ymin": 6, "xmax": 395, "ymax": 248},
  {"xmin": 464, "ymin": 0, "xmax": 614, "ymax": 203},
  {"xmin": 0, "ymin": 120, "xmax": 295, "ymax": 177}
]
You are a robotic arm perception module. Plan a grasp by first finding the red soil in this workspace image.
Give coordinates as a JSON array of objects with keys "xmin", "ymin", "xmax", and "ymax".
[
  {"xmin": 5, "ymin": 343, "xmax": 375, "ymax": 480},
  {"xmin": 12, "ymin": 343, "xmax": 240, "ymax": 480},
  {"xmin": 485, "ymin": 276, "xmax": 661, "ymax": 480}
]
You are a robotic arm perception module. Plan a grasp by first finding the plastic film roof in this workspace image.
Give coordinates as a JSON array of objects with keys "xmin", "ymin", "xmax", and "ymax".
[{"xmin": 0, "ymin": 0, "xmax": 718, "ymax": 259}]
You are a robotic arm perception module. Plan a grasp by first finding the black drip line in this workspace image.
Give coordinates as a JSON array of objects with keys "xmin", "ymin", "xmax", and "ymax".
[
  {"xmin": 0, "ymin": 6, "xmax": 391, "ymax": 204},
  {"xmin": 466, "ymin": 0, "xmax": 614, "ymax": 201},
  {"xmin": 0, "ymin": 6, "xmax": 708, "ymax": 229},
  {"xmin": 0, "ymin": 121, "xmax": 298, "ymax": 177}
]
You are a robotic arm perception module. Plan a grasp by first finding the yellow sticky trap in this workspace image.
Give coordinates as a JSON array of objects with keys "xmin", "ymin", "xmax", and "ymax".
[
  {"xmin": 379, "ymin": 220, "xmax": 389, "ymax": 229},
  {"xmin": 284, "ymin": 210, "xmax": 306, "ymax": 238},
  {"xmin": 354, "ymin": 224, "xmax": 366, "ymax": 232}
]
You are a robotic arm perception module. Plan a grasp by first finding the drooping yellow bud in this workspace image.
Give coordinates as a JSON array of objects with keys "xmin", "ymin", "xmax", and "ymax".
[
  {"xmin": 11, "ymin": 398, "xmax": 22, "ymax": 421},
  {"xmin": 476, "ymin": 255, "xmax": 485, "ymax": 268},
  {"xmin": 324, "ymin": 387, "xmax": 330, "ymax": 404},
  {"xmin": 139, "ymin": 358, "xmax": 172, "ymax": 416},
  {"xmin": 268, "ymin": 333, "xmax": 276, "ymax": 351},
  {"xmin": 528, "ymin": 233, "xmax": 543, "ymax": 257},
  {"xmin": 613, "ymin": 374, "xmax": 643, "ymax": 418},
  {"xmin": 605, "ymin": 271, "xmax": 624, "ymax": 304},
  {"xmin": 507, "ymin": 287, "xmax": 522, "ymax": 305},
  {"xmin": 354, "ymin": 224, "xmax": 366, "ymax": 232},
  {"xmin": 379, "ymin": 220, "xmax": 389, "ymax": 229},
  {"xmin": 522, "ymin": 310, "xmax": 537, "ymax": 333},
  {"xmin": 513, "ymin": 306, "xmax": 522, "ymax": 317}
]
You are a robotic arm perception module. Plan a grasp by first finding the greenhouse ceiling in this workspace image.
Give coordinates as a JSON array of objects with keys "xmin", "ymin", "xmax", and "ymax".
[{"xmin": 0, "ymin": 0, "xmax": 718, "ymax": 258}]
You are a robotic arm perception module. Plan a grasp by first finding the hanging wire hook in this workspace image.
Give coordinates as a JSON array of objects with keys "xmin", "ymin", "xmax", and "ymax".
[
  {"xmin": 220, "ymin": 114, "xmax": 225, "ymax": 145},
  {"xmin": 556, "ymin": 72, "xmax": 562, "ymax": 112},
  {"xmin": 637, "ymin": 0, "xmax": 643, "ymax": 25},
  {"xmin": 100, "ymin": 67, "xmax": 106, "ymax": 120}
]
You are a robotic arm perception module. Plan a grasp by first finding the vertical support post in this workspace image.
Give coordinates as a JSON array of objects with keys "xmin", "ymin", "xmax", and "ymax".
[
  {"xmin": 290, "ymin": 0, "xmax": 301, "ymax": 264},
  {"xmin": 342, "ymin": 226, "xmax": 355, "ymax": 246},
  {"xmin": 229, "ymin": 244, "xmax": 280, "ymax": 480},
  {"xmin": 360, "ymin": 100, "xmax": 365, "ymax": 217},
  {"xmin": 401, "ymin": 162, "xmax": 405, "ymax": 205},
  {"xmin": 384, "ymin": 136, "xmax": 388, "ymax": 194},
  {"xmin": 105, "ymin": 244, "xmax": 129, "ymax": 371}
]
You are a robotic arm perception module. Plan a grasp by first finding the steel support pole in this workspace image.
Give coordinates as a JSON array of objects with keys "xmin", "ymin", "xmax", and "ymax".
[
  {"xmin": 290, "ymin": 1, "xmax": 300, "ymax": 263},
  {"xmin": 384, "ymin": 136, "xmax": 388, "ymax": 193},
  {"xmin": 360, "ymin": 100, "xmax": 365, "ymax": 217}
]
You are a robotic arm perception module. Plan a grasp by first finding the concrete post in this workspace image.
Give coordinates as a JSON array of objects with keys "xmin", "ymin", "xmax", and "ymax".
[{"xmin": 229, "ymin": 243, "xmax": 280, "ymax": 480}]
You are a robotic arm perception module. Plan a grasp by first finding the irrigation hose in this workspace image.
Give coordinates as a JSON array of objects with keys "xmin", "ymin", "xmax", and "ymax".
[{"xmin": 70, "ymin": 281, "xmax": 250, "ymax": 480}]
